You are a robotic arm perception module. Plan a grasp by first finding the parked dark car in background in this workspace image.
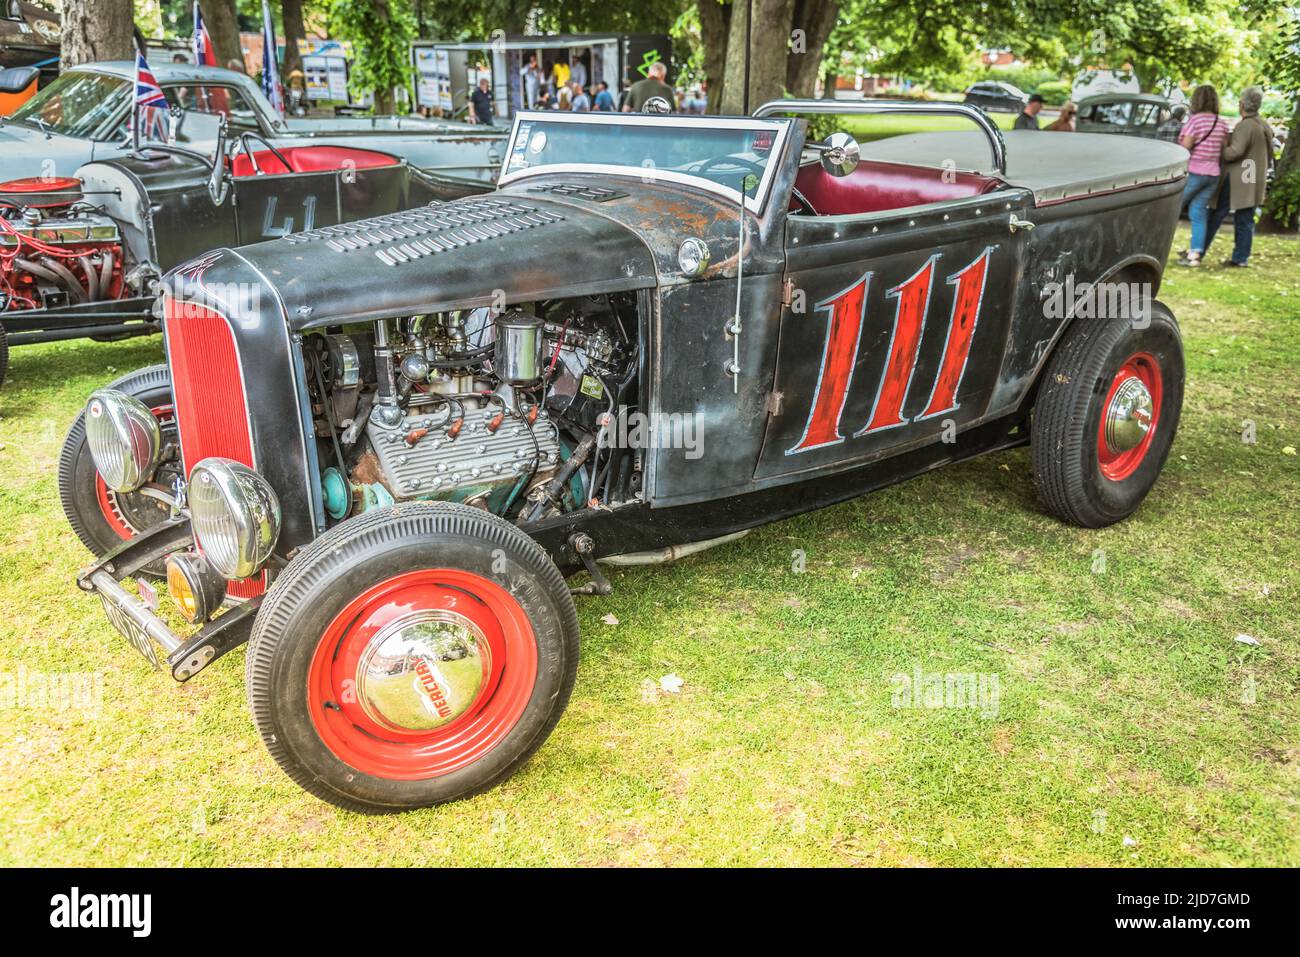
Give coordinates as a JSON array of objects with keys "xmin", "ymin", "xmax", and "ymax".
[
  {"xmin": 1076, "ymin": 93, "xmax": 1187, "ymax": 142},
  {"xmin": 962, "ymin": 81, "xmax": 1028, "ymax": 113},
  {"xmin": 64, "ymin": 101, "xmax": 1188, "ymax": 812}
]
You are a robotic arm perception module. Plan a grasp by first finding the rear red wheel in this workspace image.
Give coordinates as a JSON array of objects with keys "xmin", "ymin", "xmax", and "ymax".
[
  {"xmin": 247, "ymin": 502, "xmax": 578, "ymax": 811},
  {"xmin": 1095, "ymin": 352, "xmax": 1162, "ymax": 482},
  {"xmin": 1032, "ymin": 304, "xmax": 1184, "ymax": 527}
]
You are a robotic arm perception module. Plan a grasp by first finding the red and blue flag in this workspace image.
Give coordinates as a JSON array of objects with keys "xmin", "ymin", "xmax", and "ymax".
[{"xmin": 134, "ymin": 49, "xmax": 170, "ymax": 142}]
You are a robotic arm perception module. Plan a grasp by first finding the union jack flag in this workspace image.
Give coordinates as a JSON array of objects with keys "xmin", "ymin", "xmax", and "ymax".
[
  {"xmin": 134, "ymin": 49, "xmax": 170, "ymax": 142},
  {"xmin": 193, "ymin": 2, "xmax": 217, "ymax": 67}
]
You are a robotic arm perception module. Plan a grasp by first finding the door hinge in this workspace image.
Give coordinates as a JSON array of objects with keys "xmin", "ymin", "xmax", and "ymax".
[
  {"xmin": 765, "ymin": 391, "xmax": 784, "ymax": 416},
  {"xmin": 781, "ymin": 277, "xmax": 795, "ymax": 307}
]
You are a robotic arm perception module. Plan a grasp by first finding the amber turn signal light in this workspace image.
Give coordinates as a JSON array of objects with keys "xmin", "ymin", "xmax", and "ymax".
[{"xmin": 165, "ymin": 553, "xmax": 227, "ymax": 624}]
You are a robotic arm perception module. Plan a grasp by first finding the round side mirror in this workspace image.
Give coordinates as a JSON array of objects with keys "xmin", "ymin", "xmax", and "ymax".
[{"xmin": 820, "ymin": 131, "xmax": 860, "ymax": 177}]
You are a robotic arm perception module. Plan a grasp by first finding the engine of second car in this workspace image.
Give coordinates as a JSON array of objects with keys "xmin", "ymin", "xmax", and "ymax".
[
  {"xmin": 0, "ymin": 176, "xmax": 127, "ymax": 312},
  {"xmin": 303, "ymin": 292, "xmax": 641, "ymax": 524}
]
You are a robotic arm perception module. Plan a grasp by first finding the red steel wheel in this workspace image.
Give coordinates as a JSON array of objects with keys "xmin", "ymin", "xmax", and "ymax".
[
  {"xmin": 1032, "ymin": 305, "xmax": 1184, "ymax": 528},
  {"xmin": 247, "ymin": 502, "xmax": 579, "ymax": 812},
  {"xmin": 307, "ymin": 569, "xmax": 539, "ymax": 780},
  {"xmin": 1095, "ymin": 352, "xmax": 1162, "ymax": 481}
]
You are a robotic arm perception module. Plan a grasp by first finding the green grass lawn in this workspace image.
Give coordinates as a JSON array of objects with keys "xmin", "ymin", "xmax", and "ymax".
[
  {"xmin": 842, "ymin": 111, "xmax": 1019, "ymax": 142},
  {"xmin": 1, "ymin": 228, "xmax": 1297, "ymax": 867}
]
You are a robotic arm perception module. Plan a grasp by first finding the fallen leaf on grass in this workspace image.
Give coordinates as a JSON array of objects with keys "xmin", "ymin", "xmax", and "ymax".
[
  {"xmin": 600, "ymin": 613, "xmax": 619, "ymax": 626},
  {"xmin": 1234, "ymin": 633, "xmax": 1260, "ymax": 646},
  {"xmin": 658, "ymin": 674, "xmax": 684, "ymax": 694},
  {"xmin": 1282, "ymin": 446, "xmax": 1297, "ymax": 456}
]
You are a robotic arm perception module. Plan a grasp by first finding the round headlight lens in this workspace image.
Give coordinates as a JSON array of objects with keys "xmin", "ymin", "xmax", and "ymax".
[
  {"xmin": 678, "ymin": 237, "xmax": 710, "ymax": 278},
  {"xmin": 189, "ymin": 458, "xmax": 281, "ymax": 580},
  {"xmin": 84, "ymin": 389, "xmax": 162, "ymax": 493}
]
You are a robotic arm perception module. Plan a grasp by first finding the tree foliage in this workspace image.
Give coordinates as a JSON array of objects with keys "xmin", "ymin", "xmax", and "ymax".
[{"xmin": 327, "ymin": 0, "xmax": 416, "ymax": 111}]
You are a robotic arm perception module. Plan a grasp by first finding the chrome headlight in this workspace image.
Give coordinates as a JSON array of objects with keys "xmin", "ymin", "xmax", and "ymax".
[
  {"xmin": 84, "ymin": 389, "xmax": 162, "ymax": 493},
  {"xmin": 678, "ymin": 237, "xmax": 710, "ymax": 278},
  {"xmin": 189, "ymin": 458, "xmax": 281, "ymax": 580}
]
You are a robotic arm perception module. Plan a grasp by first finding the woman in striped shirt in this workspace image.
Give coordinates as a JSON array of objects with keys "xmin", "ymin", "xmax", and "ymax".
[{"xmin": 1177, "ymin": 85, "xmax": 1230, "ymax": 267}]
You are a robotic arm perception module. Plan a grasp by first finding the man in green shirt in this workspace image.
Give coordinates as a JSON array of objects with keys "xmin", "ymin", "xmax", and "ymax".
[{"xmin": 623, "ymin": 61, "xmax": 675, "ymax": 113}]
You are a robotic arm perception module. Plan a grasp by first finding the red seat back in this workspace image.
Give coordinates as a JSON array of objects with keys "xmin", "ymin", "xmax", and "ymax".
[
  {"xmin": 793, "ymin": 160, "xmax": 1001, "ymax": 216},
  {"xmin": 230, "ymin": 145, "xmax": 400, "ymax": 178}
]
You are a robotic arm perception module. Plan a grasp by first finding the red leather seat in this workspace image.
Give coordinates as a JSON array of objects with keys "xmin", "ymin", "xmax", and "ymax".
[
  {"xmin": 793, "ymin": 160, "xmax": 1002, "ymax": 216},
  {"xmin": 230, "ymin": 146, "xmax": 400, "ymax": 178}
]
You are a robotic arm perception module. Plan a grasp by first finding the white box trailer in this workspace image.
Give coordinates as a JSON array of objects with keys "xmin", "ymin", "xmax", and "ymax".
[{"xmin": 411, "ymin": 33, "xmax": 672, "ymax": 121}]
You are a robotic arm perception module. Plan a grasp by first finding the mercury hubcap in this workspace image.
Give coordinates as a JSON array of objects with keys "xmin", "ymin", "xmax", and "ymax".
[
  {"xmin": 1103, "ymin": 375, "xmax": 1154, "ymax": 453},
  {"xmin": 355, "ymin": 610, "xmax": 491, "ymax": 732}
]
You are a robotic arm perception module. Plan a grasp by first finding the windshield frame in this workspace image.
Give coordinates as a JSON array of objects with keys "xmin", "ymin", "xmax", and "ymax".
[
  {"xmin": 498, "ymin": 111, "xmax": 794, "ymax": 213},
  {"xmin": 8, "ymin": 68, "xmax": 133, "ymax": 142}
]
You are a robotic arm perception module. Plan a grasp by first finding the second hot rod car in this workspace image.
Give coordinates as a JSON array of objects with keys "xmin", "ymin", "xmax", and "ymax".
[
  {"xmin": 0, "ymin": 112, "xmax": 489, "ymax": 383},
  {"xmin": 62, "ymin": 101, "xmax": 1188, "ymax": 811}
]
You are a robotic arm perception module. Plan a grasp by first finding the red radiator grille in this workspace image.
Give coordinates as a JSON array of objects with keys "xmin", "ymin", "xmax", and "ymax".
[{"xmin": 165, "ymin": 299, "xmax": 265, "ymax": 598}]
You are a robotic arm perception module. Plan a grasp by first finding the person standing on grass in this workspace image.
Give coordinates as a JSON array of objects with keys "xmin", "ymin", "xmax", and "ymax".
[
  {"xmin": 1014, "ymin": 93, "xmax": 1045, "ymax": 130},
  {"xmin": 1176, "ymin": 84, "xmax": 1230, "ymax": 267},
  {"xmin": 1203, "ymin": 86, "xmax": 1274, "ymax": 268}
]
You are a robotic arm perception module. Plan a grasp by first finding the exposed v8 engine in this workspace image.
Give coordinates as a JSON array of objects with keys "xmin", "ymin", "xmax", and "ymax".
[
  {"xmin": 302, "ymin": 292, "xmax": 641, "ymax": 524},
  {"xmin": 0, "ymin": 177, "xmax": 127, "ymax": 311}
]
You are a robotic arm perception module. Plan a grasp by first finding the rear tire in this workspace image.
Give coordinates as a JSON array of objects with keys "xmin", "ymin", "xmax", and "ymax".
[
  {"xmin": 246, "ymin": 502, "xmax": 579, "ymax": 812},
  {"xmin": 1031, "ymin": 303, "xmax": 1184, "ymax": 527},
  {"xmin": 58, "ymin": 364, "xmax": 177, "ymax": 565}
]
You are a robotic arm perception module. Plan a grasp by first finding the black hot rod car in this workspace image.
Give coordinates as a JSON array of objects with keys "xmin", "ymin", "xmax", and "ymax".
[
  {"xmin": 63, "ymin": 101, "xmax": 1188, "ymax": 810},
  {"xmin": 0, "ymin": 113, "xmax": 488, "ymax": 384}
]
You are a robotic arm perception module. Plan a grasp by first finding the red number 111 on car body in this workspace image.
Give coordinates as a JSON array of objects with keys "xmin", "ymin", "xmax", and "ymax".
[{"xmin": 788, "ymin": 246, "xmax": 994, "ymax": 455}]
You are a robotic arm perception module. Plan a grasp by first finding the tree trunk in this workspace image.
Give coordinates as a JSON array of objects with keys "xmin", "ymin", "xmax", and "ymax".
[
  {"xmin": 372, "ymin": 0, "xmax": 395, "ymax": 114},
  {"xmin": 786, "ymin": 0, "xmax": 838, "ymax": 98},
  {"xmin": 698, "ymin": 0, "xmax": 731, "ymax": 115},
  {"xmin": 720, "ymin": 0, "xmax": 795, "ymax": 115},
  {"xmin": 281, "ymin": 0, "xmax": 307, "ymax": 80},
  {"xmin": 199, "ymin": 0, "xmax": 242, "ymax": 71},
  {"xmin": 61, "ymin": 0, "xmax": 134, "ymax": 68}
]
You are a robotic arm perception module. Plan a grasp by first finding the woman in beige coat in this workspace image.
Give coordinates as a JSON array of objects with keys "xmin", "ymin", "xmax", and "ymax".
[{"xmin": 1204, "ymin": 87, "xmax": 1275, "ymax": 267}]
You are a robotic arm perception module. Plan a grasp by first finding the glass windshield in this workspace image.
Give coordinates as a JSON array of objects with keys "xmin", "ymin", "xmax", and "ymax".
[
  {"xmin": 9, "ymin": 70, "xmax": 130, "ymax": 140},
  {"xmin": 500, "ymin": 113, "xmax": 792, "ymax": 209}
]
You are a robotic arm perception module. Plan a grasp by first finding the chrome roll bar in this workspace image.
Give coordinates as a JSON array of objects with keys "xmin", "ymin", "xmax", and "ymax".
[{"xmin": 754, "ymin": 98, "xmax": 1007, "ymax": 176}]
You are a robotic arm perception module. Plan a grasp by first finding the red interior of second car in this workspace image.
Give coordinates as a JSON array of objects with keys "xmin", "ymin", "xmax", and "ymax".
[
  {"xmin": 792, "ymin": 159, "xmax": 1002, "ymax": 216},
  {"xmin": 229, "ymin": 146, "xmax": 401, "ymax": 178}
]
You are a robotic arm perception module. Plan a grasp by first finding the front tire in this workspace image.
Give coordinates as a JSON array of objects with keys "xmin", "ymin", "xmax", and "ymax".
[
  {"xmin": 1031, "ymin": 303, "xmax": 1184, "ymax": 527},
  {"xmin": 246, "ymin": 502, "xmax": 579, "ymax": 812},
  {"xmin": 58, "ymin": 363, "xmax": 178, "ymax": 564}
]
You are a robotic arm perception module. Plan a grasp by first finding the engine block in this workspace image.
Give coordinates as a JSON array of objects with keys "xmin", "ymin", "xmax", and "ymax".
[{"xmin": 365, "ymin": 403, "xmax": 560, "ymax": 502}]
